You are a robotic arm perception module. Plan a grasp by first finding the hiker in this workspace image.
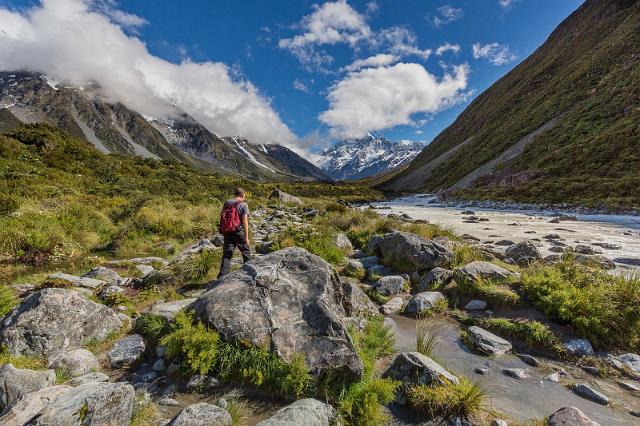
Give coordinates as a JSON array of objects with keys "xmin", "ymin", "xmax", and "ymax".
[{"xmin": 217, "ymin": 187, "xmax": 252, "ymax": 278}]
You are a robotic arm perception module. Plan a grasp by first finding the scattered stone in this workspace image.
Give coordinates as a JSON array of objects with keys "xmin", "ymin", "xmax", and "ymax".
[
  {"xmin": 256, "ymin": 398, "xmax": 338, "ymax": 426},
  {"xmin": 454, "ymin": 261, "xmax": 518, "ymax": 284},
  {"xmin": 152, "ymin": 359, "xmax": 165, "ymax": 372},
  {"xmin": 335, "ymin": 233, "xmax": 353, "ymax": 254},
  {"xmin": 572, "ymin": 383, "xmax": 609, "ymax": 405},
  {"xmin": 571, "ymin": 254, "xmax": 615, "ymax": 270},
  {"xmin": 619, "ymin": 381, "xmax": 640, "ymax": 392},
  {"xmin": 108, "ymin": 334, "xmax": 146, "ymax": 368},
  {"xmin": 32, "ymin": 382, "xmax": 135, "ymax": 425},
  {"xmin": 467, "ymin": 326, "xmax": 512, "ymax": 356},
  {"xmin": 186, "ymin": 375, "xmax": 222, "ymax": 393},
  {"xmin": 343, "ymin": 259, "xmax": 365, "ymax": 279},
  {"xmin": 545, "ymin": 372, "xmax": 560, "ymax": 383},
  {"xmin": 100, "ymin": 285, "xmax": 125, "ymax": 299},
  {"xmin": 158, "ymin": 397, "xmax": 181, "ymax": 407},
  {"xmin": 461, "ymin": 234, "xmax": 480, "ymax": 242},
  {"xmin": 268, "ymin": 189, "xmax": 303, "ymax": 205},
  {"xmin": 51, "ymin": 348, "xmax": 99, "ymax": 378},
  {"xmin": 378, "ymin": 231, "xmax": 453, "ymax": 273},
  {"xmin": 135, "ymin": 264, "xmax": 155, "ymax": 277},
  {"xmin": 366, "ymin": 264, "xmax": 394, "ymax": 278},
  {"xmin": 417, "ymin": 267, "xmax": 454, "ymax": 291},
  {"xmin": 373, "ymin": 276, "xmax": 405, "ymax": 296},
  {"xmin": 547, "ymin": 406, "xmax": 600, "ymax": 426},
  {"xmin": 0, "ymin": 385, "xmax": 72, "ymax": 426},
  {"xmin": 564, "ymin": 339, "xmax": 594, "ymax": 356},
  {"xmin": 342, "ymin": 280, "xmax": 379, "ymax": 318},
  {"xmin": 549, "ymin": 217, "xmax": 560, "ymax": 224},
  {"xmin": 0, "ymin": 364, "xmax": 55, "ymax": 410},
  {"xmin": 548, "ymin": 246, "xmax": 565, "ymax": 253},
  {"xmin": 494, "ymin": 240, "xmax": 515, "ymax": 246},
  {"xmin": 381, "ymin": 297, "xmax": 404, "ymax": 315},
  {"xmin": 474, "ymin": 367, "xmax": 489, "ymax": 375},
  {"xmin": 505, "ymin": 240, "xmax": 542, "ymax": 265},
  {"xmin": 543, "ymin": 234, "xmax": 562, "ymax": 240},
  {"xmin": 491, "ymin": 420, "xmax": 508, "ymax": 426},
  {"xmin": 574, "ymin": 244, "xmax": 602, "ymax": 255},
  {"xmin": 517, "ymin": 354, "xmax": 540, "ymax": 367},
  {"xmin": 404, "ymin": 292, "xmax": 445, "ymax": 315},
  {"xmin": 610, "ymin": 353, "xmax": 640, "ymax": 374},
  {"xmin": 66, "ymin": 372, "xmax": 110, "ymax": 386},
  {"xmin": 464, "ymin": 300, "xmax": 487, "ymax": 310},
  {"xmin": 359, "ymin": 256, "xmax": 380, "ymax": 269},
  {"xmin": 461, "ymin": 210, "xmax": 476, "ymax": 215},
  {"xmin": 366, "ymin": 235, "xmax": 383, "ymax": 257},
  {"xmin": 592, "ymin": 242, "xmax": 621, "ymax": 250},
  {"xmin": 581, "ymin": 366, "xmax": 600, "ymax": 375},
  {"xmin": 47, "ymin": 272, "xmax": 105, "ymax": 290},
  {"xmin": 383, "ymin": 352, "xmax": 459, "ymax": 385},
  {"xmin": 149, "ymin": 298, "xmax": 197, "ymax": 320},
  {"xmin": 83, "ymin": 266, "xmax": 123, "ymax": 286},
  {"xmin": 503, "ymin": 368, "xmax": 526, "ymax": 379},
  {"xmin": 0, "ymin": 288, "xmax": 122, "ymax": 361}
]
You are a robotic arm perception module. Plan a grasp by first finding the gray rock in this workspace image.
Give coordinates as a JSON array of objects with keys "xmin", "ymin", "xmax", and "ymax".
[
  {"xmin": 83, "ymin": 267, "xmax": 123, "ymax": 286},
  {"xmin": 610, "ymin": 353, "xmax": 640, "ymax": 373},
  {"xmin": 342, "ymin": 259, "xmax": 365, "ymax": 278},
  {"xmin": 574, "ymin": 244, "xmax": 602, "ymax": 255},
  {"xmin": 366, "ymin": 264, "xmax": 395, "ymax": 279},
  {"xmin": 417, "ymin": 267, "xmax": 454, "ymax": 291},
  {"xmin": 592, "ymin": 242, "xmax": 621, "ymax": 250},
  {"xmin": 570, "ymin": 254, "xmax": 615, "ymax": 270},
  {"xmin": 0, "ymin": 364, "xmax": 55, "ymax": 410},
  {"xmin": 366, "ymin": 235, "xmax": 383, "ymax": 257},
  {"xmin": 494, "ymin": 239, "xmax": 515, "ymax": 246},
  {"xmin": 135, "ymin": 264, "xmax": 155, "ymax": 277},
  {"xmin": 505, "ymin": 241, "xmax": 542, "ymax": 265},
  {"xmin": 0, "ymin": 385, "xmax": 71, "ymax": 426},
  {"xmin": 51, "ymin": 349, "xmax": 99, "ymax": 378},
  {"xmin": 491, "ymin": 420, "xmax": 508, "ymax": 426},
  {"xmin": 149, "ymin": 298, "xmax": 197, "ymax": 320},
  {"xmin": 342, "ymin": 280, "xmax": 379, "ymax": 317},
  {"xmin": 381, "ymin": 297, "xmax": 404, "ymax": 315},
  {"xmin": 336, "ymin": 233, "xmax": 353, "ymax": 254},
  {"xmin": 517, "ymin": 354, "xmax": 540, "ymax": 367},
  {"xmin": 547, "ymin": 406, "xmax": 600, "ymax": 426},
  {"xmin": 572, "ymin": 383, "xmax": 609, "ymax": 405},
  {"xmin": 359, "ymin": 256, "xmax": 380, "ymax": 269},
  {"xmin": 256, "ymin": 398, "xmax": 338, "ymax": 426},
  {"xmin": 467, "ymin": 326, "xmax": 512, "ymax": 356},
  {"xmin": 383, "ymin": 352, "xmax": 458, "ymax": 385},
  {"xmin": 66, "ymin": 372, "xmax": 110, "ymax": 386},
  {"xmin": 404, "ymin": 292, "xmax": 445, "ymax": 315},
  {"xmin": 152, "ymin": 359, "xmax": 165, "ymax": 372},
  {"xmin": 100, "ymin": 285, "xmax": 124, "ymax": 299},
  {"xmin": 545, "ymin": 372, "xmax": 560, "ymax": 383},
  {"xmin": 378, "ymin": 231, "xmax": 454, "ymax": 273},
  {"xmin": 474, "ymin": 367, "xmax": 489, "ymax": 375},
  {"xmin": 502, "ymin": 368, "xmax": 526, "ymax": 379},
  {"xmin": 168, "ymin": 402, "xmax": 232, "ymax": 426},
  {"xmin": 186, "ymin": 375, "xmax": 222, "ymax": 393},
  {"xmin": 192, "ymin": 247, "xmax": 363, "ymax": 378},
  {"xmin": 464, "ymin": 300, "xmax": 487, "ymax": 310},
  {"xmin": 564, "ymin": 339, "xmax": 594, "ymax": 356},
  {"xmin": 454, "ymin": 261, "xmax": 518, "ymax": 284},
  {"xmin": 619, "ymin": 381, "xmax": 640, "ymax": 391},
  {"xmin": 30, "ymin": 382, "xmax": 135, "ymax": 425},
  {"xmin": 107, "ymin": 334, "xmax": 146, "ymax": 368},
  {"xmin": 0, "ymin": 289, "xmax": 122, "ymax": 361},
  {"xmin": 373, "ymin": 276, "xmax": 405, "ymax": 296},
  {"xmin": 268, "ymin": 189, "xmax": 303, "ymax": 205},
  {"xmin": 47, "ymin": 273, "xmax": 105, "ymax": 290}
]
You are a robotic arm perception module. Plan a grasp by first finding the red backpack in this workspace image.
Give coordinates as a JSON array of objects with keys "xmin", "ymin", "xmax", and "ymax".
[{"xmin": 219, "ymin": 201, "xmax": 241, "ymax": 234}]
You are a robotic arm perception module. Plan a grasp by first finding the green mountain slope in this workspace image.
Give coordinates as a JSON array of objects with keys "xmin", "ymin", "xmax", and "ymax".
[{"xmin": 379, "ymin": 0, "xmax": 640, "ymax": 208}]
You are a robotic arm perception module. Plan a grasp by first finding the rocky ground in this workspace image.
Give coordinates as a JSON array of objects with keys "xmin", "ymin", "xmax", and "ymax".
[{"xmin": 0, "ymin": 190, "xmax": 639, "ymax": 425}]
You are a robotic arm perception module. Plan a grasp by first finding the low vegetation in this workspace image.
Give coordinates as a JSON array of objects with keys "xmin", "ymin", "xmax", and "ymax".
[
  {"xmin": 416, "ymin": 320, "xmax": 441, "ymax": 357},
  {"xmin": 406, "ymin": 378, "xmax": 486, "ymax": 420}
]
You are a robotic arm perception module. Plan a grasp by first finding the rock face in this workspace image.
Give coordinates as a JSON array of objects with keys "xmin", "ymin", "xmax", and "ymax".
[
  {"xmin": 0, "ymin": 385, "xmax": 72, "ymax": 426},
  {"xmin": 372, "ymin": 276, "xmax": 405, "ymax": 296},
  {"xmin": 383, "ymin": 352, "xmax": 458, "ymax": 386},
  {"xmin": 454, "ymin": 261, "xmax": 517, "ymax": 284},
  {"xmin": 417, "ymin": 267, "xmax": 453, "ymax": 291},
  {"xmin": 0, "ymin": 364, "xmax": 56, "ymax": 410},
  {"xmin": 378, "ymin": 231, "xmax": 453, "ymax": 273},
  {"xmin": 342, "ymin": 280, "xmax": 379, "ymax": 317},
  {"xmin": 572, "ymin": 383, "xmax": 609, "ymax": 405},
  {"xmin": 467, "ymin": 326, "xmax": 512, "ymax": 356},
  {"xmin": 107, "ymin": 334, "xmax": 146, "ymax": 368},
  {"xmin": 30, "ymin": 382, "xmax": 135, "ymax": 425},
  {"xmin": 256, "ymin": 398, "xmax": 339, "ymax": 426},
  {"xmin": 610, "ymin": 353, "xmax": 640, "ymax": 373},
  {"xmin": 404, "ymin": 292, "xmax": 445, "ymax": 315},
  {"xmin": 0, "ymin": 289, "xmax": 122, "ymax": 361},
  {"xmin": 168, "ymin": 402, "xmax": 232, "ymax": 426},
  {"xmin": 505, "ymin": 241, "xmax": 542, "ymax": 265},
  {"xmin": 547, "ymin": 406, "xmax": 600, "ymax": 426},
  {"xmin": 268, "ymin": 189, "xmax": 303, "ymax": 205},
  {"xmin": 51, "ymin": 349, "xmax": 99, "ymax": 378},
  {"xmin": 192, "ymin": 247, "xmax": 363, "ymax": 378}
]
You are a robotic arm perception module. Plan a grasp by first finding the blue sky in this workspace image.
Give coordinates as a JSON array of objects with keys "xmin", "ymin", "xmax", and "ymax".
[{"xmin": 0, "ymin": 0, "xmax": 583, "ymax": 154}]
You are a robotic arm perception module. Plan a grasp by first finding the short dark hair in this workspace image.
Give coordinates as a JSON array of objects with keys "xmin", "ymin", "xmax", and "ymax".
[{"xmin": 234, "ymin": 187, "xmax": 246, "ymax": 197}]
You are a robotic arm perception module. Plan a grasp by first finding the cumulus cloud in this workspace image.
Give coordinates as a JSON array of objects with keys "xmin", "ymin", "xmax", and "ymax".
[
  {"xmin": 435, "ymin": 42, "xmax": 460, "ymax": 56},
  {"xmin": 341, "ymin": 53, "xmax": 399, "ymax": 72},
  {"xmin": 472, "ymin": 42, "xmax": 517, "ymax": 65},
  {"xmin": 430, "ymin": 5, "xmax": 463, "ymax": 28},
  {"xmin": 320, "ymin": 62, "xmax": 469, "ymax": 138},
  {"xmin": 0, "ymin": 0, "xmax": 296, "ymax": 146}
]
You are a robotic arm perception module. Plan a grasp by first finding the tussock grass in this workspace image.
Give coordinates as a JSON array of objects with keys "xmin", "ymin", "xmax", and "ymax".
[
  {"xmin": 0, "ymin": 285, "xmax": 17, "ymax": 316},
  {"xmin": 0, "ymin": 346, "xmax": 47, "ymax": 370},
  {"xmin": 416, "ymin": 321, "xmax": 441, "ymax": 357},
  {"xmin": 406, "ymin": 378, "xmax": 486, "ymax": 420},
  {"xmin": 171, "ymin": 249, "xmax": 221, "ymax": 282},
  {"xmin": 461, "ymin": 316, "xmax": 563, "ymax": 353},
  {"xmin": 133, "ymin": 313, "xmax": 171, "ymax": 344}
]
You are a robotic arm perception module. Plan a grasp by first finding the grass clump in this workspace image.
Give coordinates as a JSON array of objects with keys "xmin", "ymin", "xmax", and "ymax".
[
  {"xmin": 521, "ymin": 260, "xmax": 640, "ymax": 350},
  {"xmin": 453, "ymin": 244, "xmax": 485, "ymax": 268},
  {"xmin": 171, "ymin": 249, "xmax": 221, "ymax": 282},
  {"xmin": 0, "ymin": 346, "xmax": 47, "ymax": 370},
  {"xmin": 406, "ymin": 378, "xmax": 486, "ymax": 421},
  {"xmin": 133, "ymin": 314, "xmax": 171, "ymax": 344},
  {"xmin": 271, "ymin": 225, "xmax": 347, "ymax": 265},
  {"xmin": 462, "ymin": 316, "xmax": 563, "ymax": 353},
  {"xmin": 451, "ymin": 275, "xmax": 520, "ymax": 306},
  {"xmin": 0, "ymin": 285, "xmax": 17, "ymax": 316},
  {"xmin": 416, "ymin": 320, "xmax": 441, "ymax": 357},
  {"xmin": 130, "ymin": 394, "xmax": 161, "ymax": 426}
]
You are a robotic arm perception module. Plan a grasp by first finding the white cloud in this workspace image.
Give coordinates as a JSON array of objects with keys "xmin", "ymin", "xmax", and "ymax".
[
  {"xmin": 431, "ymin": 5, "xmax": 463, "ymax": 28},
  {"xmin": 376, "ymin": 26, "xmax": 432, "ymax": 60},
  {"xmin": 435, "ymin": 42, "xmax": 460, "ymax": 56},
  {"xmin": 341, "ymin": 53, "xmax": 399, "ymax": 72},
  {"xmin": 0, "ymin": 0, "xmax": 296, "ymax": 146},
  {"xmin": 499, "ymin": 0, "xmax": 518, "ymax": 9},
  {"xmin": 366, "ymin": 1, "xmax": 379, "ymax": 14},
  {"xmin": 472, "ymin": 42, "xmax": 517, "ymax": 65},
  {"xmin": 293, "ymin": 79, "xmax": 310, "ymax": 93},
  {"xmin": 415, "ymin": 130, "xmax": 423, "ymax": 135},
  {"xmin": 92, "ymin": 0, "xmax": 147, "ymax": 32},
  {"xmin": 320, "ymin": 62, "xmax": 469, "ymax": 138}
]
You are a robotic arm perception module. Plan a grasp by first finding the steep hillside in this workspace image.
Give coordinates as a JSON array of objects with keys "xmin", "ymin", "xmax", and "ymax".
[{"xmin": 380, "ymin": 0, "xmax": 640, "ymax": 208}]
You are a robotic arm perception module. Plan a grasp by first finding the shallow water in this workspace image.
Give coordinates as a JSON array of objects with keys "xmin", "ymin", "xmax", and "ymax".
[{"xmin": 386, "ymin": 315, "xmax": 639, "ymax": 425}]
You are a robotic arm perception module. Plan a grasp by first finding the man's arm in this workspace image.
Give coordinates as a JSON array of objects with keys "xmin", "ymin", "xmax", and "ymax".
[{"xmin": 242, "ymin": 214, "xmax": 250, "ymax": 245}]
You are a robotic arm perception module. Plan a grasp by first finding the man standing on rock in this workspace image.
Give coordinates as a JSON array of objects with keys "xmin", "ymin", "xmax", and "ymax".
[{"xmin": 217, "ymin": 187, "xmax": 252, "ymax": 278}]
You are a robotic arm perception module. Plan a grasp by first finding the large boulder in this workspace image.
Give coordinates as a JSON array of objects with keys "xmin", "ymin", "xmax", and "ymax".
[
  {"xmin": 29, "ymin": 382, "xmax": 134, "ymax": 425},
  {"xmin": 0, "ymin": 289, "xmax": 122, "ymax": 361},
  {"xmin": 417, "ymin": 267, "xmax": 454, "ymax": 291},
  {"xmin": 378, "ymin": 231, "xmax": 453, "ymax": 273},
  {"xmin": 404, "ymin": 292, "xmax": 445, "ymax": 316},
  {"xmin": 381, "ymin": 297, "xmax": 404, "ymax": 315},
  {"xmin": 547, "ymin": 406, "xmax": 600, "ymax": 426},
  {"xmin": 256, "ymin": 398, "xmax": 339, "ymax": 426},
  {"xmin": 335, "ymin": 233, "xmax": 353, "ymax": 254},
  {"xmin": 268, "ymin": 189, "xmax": 303, "ymax": 205},
  {"xmin": 383, "ymin": 352, "xmax": 458, "ymax": 386},
  {"xmin": 454, "ymin": 261, "xmax": 518, "ymax": 284},
  {"xmin": 372, "ymin": 276, "xmax": 405, "ymax": 296},
  {"xmin": 467, "ymin": 326, "xmax": 512, "ymax": 356},
  {"xmin": 609, "ymin": 352, "xmax": 640, "ymax": 373},
  {"xmin": 192, "ymin": 247, "xmax": 363, "ymax": 378},
  {"xmin": 505, "ymin": 241, "xmax": 541, "ymax": 266},
  {"xmin": 0, "ymin": 385, "xmax": 72, "ymax": 426},
  {"xmin": 107, "ymin": 334, "xmax": 146, "ymax": 368},
  {"xmin": 51, "ymin": 349, "xmax": 99, "ymax": 378},
  {"xmin": 342, "ymin": 280, "xmax": 379, "ymax": 318},
  {"xmin": 168, "ymin": 402, "xmax": 232, "ymax": 426},
  {"xmin": 0, "ymin": 364, "xmax": 56, "ymax": 410}
]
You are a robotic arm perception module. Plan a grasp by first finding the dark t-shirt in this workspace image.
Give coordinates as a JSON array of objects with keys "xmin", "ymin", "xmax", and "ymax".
[{"xmin": 224, "ymin": 199, "xmax": 249, "ymax": 232}]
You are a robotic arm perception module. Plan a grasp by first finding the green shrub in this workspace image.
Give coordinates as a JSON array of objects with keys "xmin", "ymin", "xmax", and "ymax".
[
  {"xmin": 453, "ymin": 244, "xmax": 484, "ymax": 268},
  {"xmin": 338, "ymin": 377, "xmax": 399, "ymax": 426},
  {"xmin": 349, "ymin": 317, "xmax": 395, "ymax": 375},
  {"xmin": 0, "ymin": 194, "xmax": 19, "ymax": 216},
  {"xmin": 462, "ymin": 316, "xmax": 563, "ymax": 352},
  {"xmin": 406, "ymin": 378, "xmax": 486, "ymax": 420},
  {"xmin": 133, "ymin": 314, "xmax": 171, "ymax": 344}
]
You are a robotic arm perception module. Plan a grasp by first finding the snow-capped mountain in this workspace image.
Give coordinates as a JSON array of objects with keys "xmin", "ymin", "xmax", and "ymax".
[{"xmin": 318, "ymin": 134, "xmax": 425, "ymax": 181}]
